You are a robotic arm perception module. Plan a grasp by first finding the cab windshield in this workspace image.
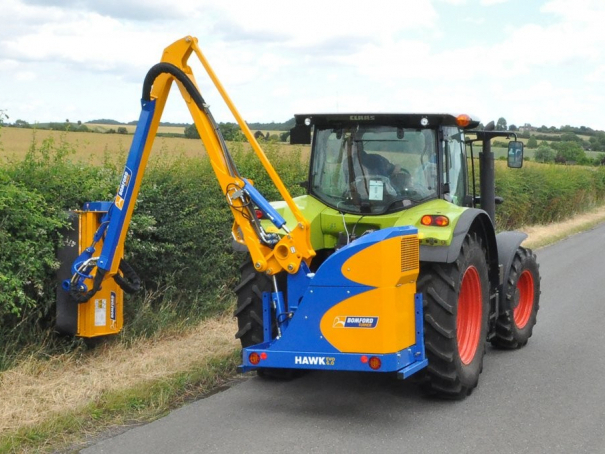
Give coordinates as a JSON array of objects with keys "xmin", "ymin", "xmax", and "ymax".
[{"xmin": 310, "ymin": 126, "xmax": 438, "ymax": 214}]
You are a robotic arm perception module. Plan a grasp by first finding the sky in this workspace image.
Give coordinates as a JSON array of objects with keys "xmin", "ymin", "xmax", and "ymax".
[{"xmin": 1, "ymin": 0, "xmax": 604, "ymax": 130}]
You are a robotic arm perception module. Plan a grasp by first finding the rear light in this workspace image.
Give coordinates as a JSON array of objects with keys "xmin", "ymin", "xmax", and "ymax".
[
  {"xmin": 260, "ymin": 352, "xmax": 267, "ymax": 360},
  {"xmin": 421, "ymin": 215, "xmax": 432, "ymax": 226},
  {"xmin": 369, "ymin": 356, "xmax": 382, "ymax": 370},
  {"xmin": 255, "ymin": 209, "xmax": 264, "ymax": 219},
  {"xmin": 435, "ymin": 216, "xmax": 449, "ymax": 227},
  {"xmin": 360, "ymin": 355, "xmax": 369, "ymax": 364},
  {"xmin": 249, "ymin": 352, "xmax": 260, "ymax": 365},
  {"xmin": 420, "ymin": 215, "xmax": 449, "ymax": 227}
]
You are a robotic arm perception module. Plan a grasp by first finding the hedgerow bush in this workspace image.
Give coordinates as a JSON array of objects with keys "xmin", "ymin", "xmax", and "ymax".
[
  {"xmin": 0, "ymin": 172, "xmax": 63, "ymax": 319},
  {"xmin": 2, "ymin": 130, "xmax": 605, "ymax": 369},
  {"xmin": 494, "ymin": 161, "xmax": 605, "ymax": 229},
  {"xmin": 0, "ymin": 133, "xmax": 308, "ymax": 366}
]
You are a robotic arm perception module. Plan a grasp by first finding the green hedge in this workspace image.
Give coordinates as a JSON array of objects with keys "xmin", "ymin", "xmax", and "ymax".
[
  {"xmin": 494, "ymin": 162, "xmax": 605, "ymax": 229},
  {"xmin": 2, "ymin": 135, "xmax": 605, "ymax": 368},
  {"xmin": 0, "ymin": 137, "xmax": 308, "ymax": 366},
  {"xmin": 0, "ymin": 172, "xmax": 63, "ymax": 319}
]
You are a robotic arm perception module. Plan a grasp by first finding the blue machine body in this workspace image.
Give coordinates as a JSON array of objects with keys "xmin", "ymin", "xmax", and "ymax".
[{"xmin": 240, "ymin": 226, "xmax": 428, "ymax": 379}]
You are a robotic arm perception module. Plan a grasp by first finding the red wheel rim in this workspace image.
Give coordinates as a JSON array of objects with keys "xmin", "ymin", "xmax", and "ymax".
[
  {"xmin": 513, "ymin": 270, "xmax": 534, "ymax": 329},
  {"xmin": 457, "ymin": 266, "xmax": 483, "ymax": 365}
]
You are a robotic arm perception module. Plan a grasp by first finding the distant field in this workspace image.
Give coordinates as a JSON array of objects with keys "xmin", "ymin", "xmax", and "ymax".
[
  {"xmin": 0, "ymin": 127, "xmax": 207, "ymax": 164},
  {"xmin": 3, "ymin": 126, "xmax": 597, "ymax": 167},
  {"xmin": 86, "ymin": 123, "xmax": 186, "ymax": 135},
  {"xmin": 85, "ymin": 124, "xmax": 284, "ymax": 136},
  {"xmin": 0, "ymin": 127, "xmax": 306, "ymax": 165}
]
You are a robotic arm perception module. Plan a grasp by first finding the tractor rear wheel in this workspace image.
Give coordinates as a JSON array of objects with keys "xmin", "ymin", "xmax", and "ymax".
[
  {"xmin": 233, "ymin": 255, "xmax": 271, "ymax": 348},
  {"xmin": 417, "ymin": 233, "xmax": 490, "ymax": 399},
  {"xmin": 491, "ymin": 247, "xmax": 540, "ymax": 349},
  {"xmin": 233, "ymin": 254, "xmax": 299, "ymax": 380}
]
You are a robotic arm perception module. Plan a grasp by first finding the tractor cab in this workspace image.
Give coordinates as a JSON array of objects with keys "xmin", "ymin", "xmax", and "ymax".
[{"xmin": 292, "ymin": 113, "xmax": 480, "ymax": 215}]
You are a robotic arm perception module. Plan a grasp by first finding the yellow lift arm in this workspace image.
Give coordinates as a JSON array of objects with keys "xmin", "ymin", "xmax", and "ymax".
[{"xmin": 65, "ymin": 36, "xmax": 315, "ymax": 305}]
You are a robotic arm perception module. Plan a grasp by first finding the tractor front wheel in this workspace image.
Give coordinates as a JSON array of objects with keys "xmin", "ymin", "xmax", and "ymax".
[
  {"xmin": 491, "ymin": 247, "xmax": 540, "ymax": 349},
  {"xmin": 417, "ymin": 233, "xmax": 490, "ymax": 399}
]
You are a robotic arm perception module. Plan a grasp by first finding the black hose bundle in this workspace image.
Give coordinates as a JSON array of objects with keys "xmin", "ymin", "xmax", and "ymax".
[
  {"xmin": 113, "ymin": 259, "xmax": 141, "ymax": 294},
  {"xmin": 69, "ymin": 268, "xmax": 107, "ymax": 303}
]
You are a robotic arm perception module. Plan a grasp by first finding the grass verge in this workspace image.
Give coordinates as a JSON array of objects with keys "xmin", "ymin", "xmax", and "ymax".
[
  {"xmin": 0, "ymin": 350, "xmax": 240, "ymax": 454},
  {"xmin": 521, "ymin": 204, "xmax": 605, "ymax": 250},
  {"xmin": 0, "ymin": 312, "xmax": 240, "ymax": 453}
]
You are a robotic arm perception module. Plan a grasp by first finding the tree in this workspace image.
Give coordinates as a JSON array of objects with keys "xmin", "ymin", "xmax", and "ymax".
[
  {"xmin": 509, "ymin": 124, "xmax": 518, "ymax": 131},
  {"xmin": 560, "ymin": 132, "xmax": 582, "ymax": 143},
  {"xmin": 534, "ymin": 143, "xmax": 555, "ymax": 163},
  {"xmin": 219, "ymin": 123, "xmax": 245, "ymax": 141},
  {"xmin": 496, "ymin": 117, "xmax": 507, "ymax": 131},
  {"xmin": 527, "ymin": 135, "xmax": 538, "ymax": 148},
  {"xmin": 14, "ymin": 119, "xmax": 30, "ymax": 128},
  {"xmin": 117, "ymin": 126, "xmax": 128, "ymax": 134},
  {"xmin": 184, "ymin": 124, "xmax": 200, "ymax": 139},
  {"xmin": 589, "ymin": 132, "xmax": 605, "ymax": 151},
  {"xmin": 553, "ymin": 141, "xmax": 586, "ymax": 164}
]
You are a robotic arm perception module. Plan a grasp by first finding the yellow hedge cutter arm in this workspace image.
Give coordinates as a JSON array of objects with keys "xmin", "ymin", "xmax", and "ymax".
[{"xmin": 63, "ymin": 36, "xmax": 315, "ymax": 306}]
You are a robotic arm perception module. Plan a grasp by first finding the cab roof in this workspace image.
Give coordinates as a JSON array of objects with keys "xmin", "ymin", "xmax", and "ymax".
[{"xmin": 293, "ymin": 113, "xmax": 480, "ymax": 130}]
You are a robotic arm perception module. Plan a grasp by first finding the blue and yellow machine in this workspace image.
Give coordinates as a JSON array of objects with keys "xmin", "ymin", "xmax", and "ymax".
[
  {"xmin": 239, "ymin": 226, "xmax": 427, "ymax": 377},
  {"xmin": 57, "ymin": 35, "xmax": 428, "ymax": 377}
]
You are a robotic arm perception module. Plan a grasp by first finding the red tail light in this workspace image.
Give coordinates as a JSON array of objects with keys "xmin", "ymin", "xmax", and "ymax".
[
  {"xmin": 369, "ymin": 356, "xmax": 382, "ymax": 370},
  {"xmin": 421, "ymin": 215, "xmax": 449, "ymax": 227},
  {"xmin": 249, "ymin": 352, "xmax": 260, "ymax": 365}
]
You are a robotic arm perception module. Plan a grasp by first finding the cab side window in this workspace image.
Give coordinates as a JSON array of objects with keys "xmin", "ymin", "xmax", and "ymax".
[{"xmin": 442, "ymin": 127, "xmax": 466, "ymax": 206}]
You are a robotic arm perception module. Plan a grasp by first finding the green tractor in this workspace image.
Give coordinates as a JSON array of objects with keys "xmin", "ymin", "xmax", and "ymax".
[{"xmin": 234, "ymin": 113, "xmax": 540, "ymax": 398}]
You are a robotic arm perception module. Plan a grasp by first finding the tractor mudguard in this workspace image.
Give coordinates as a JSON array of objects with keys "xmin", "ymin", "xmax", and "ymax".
[
  {"xmin": 496, "ymin": 230, "xmax": 528, "ymax": 305},
  {"xmin": 420, "ymin": 208, "xmax": 499, "ymax": 286}
]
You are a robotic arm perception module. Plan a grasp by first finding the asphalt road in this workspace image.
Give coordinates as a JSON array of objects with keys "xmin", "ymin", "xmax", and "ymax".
[{"xmin": 83, "ymin": 223, "xmax": 605, "ymax": 454}]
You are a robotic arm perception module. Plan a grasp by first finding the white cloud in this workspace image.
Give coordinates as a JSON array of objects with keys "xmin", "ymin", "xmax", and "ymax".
[
  {"xmin": 209, "ymin": 0, "xmax": 438, "ymax": 47},
  {"xmin": 541, "ymin": 0, "xmax": 605, "ymax": 22},
  {"xmin": 1, "ymin": 0, "xmax": 605, "ymax": 129},
  {"xmin": 481, "ymin": 0, "xmax": 509, "ymax": 5},
  {"xmin": 586, "ymin": 65, "xmax": 605, "ymax": 82},
  {"xmin": 463, "ymin": 17, "xmax": 485, "ymax": 25},
  {"xmin": 437, "ymin": 0, "xmax": 467, "ymax": 4},
  {"xmin": 14, "ymin": 71, "xmax": 36, "ymax": 81},
  {"xmin": 20, "ymin": 0, "xmax": 208, "ymax": 21}
]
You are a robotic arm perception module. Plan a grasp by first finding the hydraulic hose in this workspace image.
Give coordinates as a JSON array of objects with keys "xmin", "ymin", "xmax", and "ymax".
[
  {"xmin": 113, "ymin": 259, "xmax": 141, "ymax": 294},
  {"xmin": 69, "ymin": 268, "xmax": 107, "ymax": 303},
  {"xmin": 142, "ymin": 63, "xmax": 240, "ymax": 178}
]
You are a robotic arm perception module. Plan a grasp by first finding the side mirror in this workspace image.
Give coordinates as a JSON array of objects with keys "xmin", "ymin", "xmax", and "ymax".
[
  {"xmin": 508, "ymin": 140, "xmax": 524, "ymax": 168},
  {"xmin": 290, "ymin": 124, "xmax": 311, "ymax": 145}
]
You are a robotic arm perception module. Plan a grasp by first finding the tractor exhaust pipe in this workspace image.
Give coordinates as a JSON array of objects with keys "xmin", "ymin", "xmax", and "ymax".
[{"xmin": 474, "ymin": 121, "xmax": 497, "ymax": 226}]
